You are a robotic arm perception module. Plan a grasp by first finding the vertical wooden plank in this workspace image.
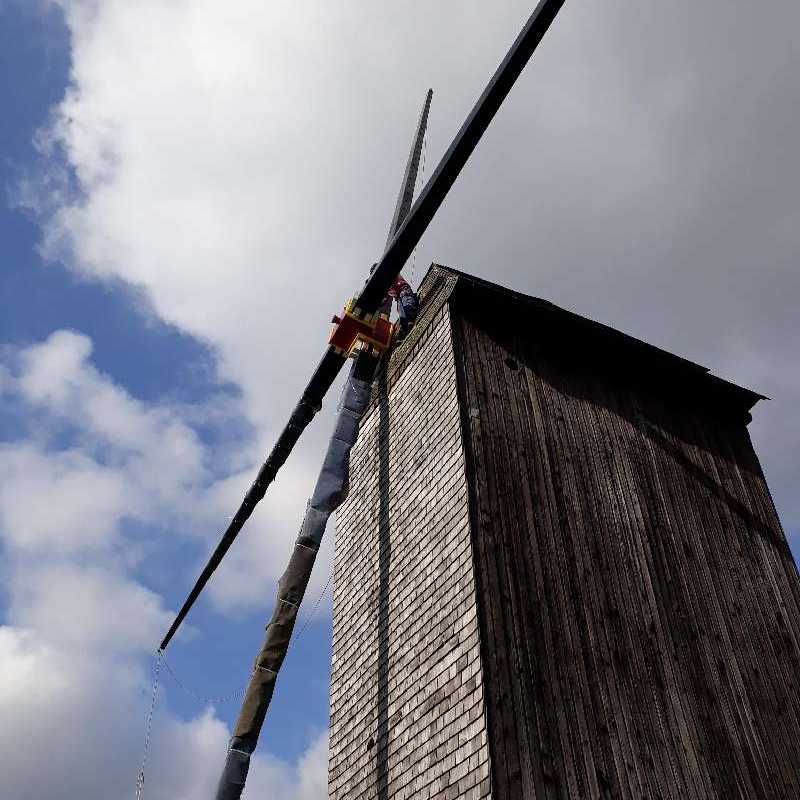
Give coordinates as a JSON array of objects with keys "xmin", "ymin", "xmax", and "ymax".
[{"xmin": 446, "ymin": 278, "xmax": 800, "ymax": 800}]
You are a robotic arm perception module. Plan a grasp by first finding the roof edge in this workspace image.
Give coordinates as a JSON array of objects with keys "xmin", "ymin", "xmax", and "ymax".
[{"xmin": 417, "ymin": 263, "xmax": 765, "ymax": 414}]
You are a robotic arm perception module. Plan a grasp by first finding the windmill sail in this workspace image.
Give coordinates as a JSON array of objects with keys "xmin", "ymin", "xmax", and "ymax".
[{"xmin": 384, "ymin": 89, "xmax": 432, "ymax": 253}]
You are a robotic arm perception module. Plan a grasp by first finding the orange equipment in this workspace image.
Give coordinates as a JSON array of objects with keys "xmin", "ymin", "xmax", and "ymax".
[{"xmin": 329, "ymin": 298, "xmax": 394, "ymax": 357}]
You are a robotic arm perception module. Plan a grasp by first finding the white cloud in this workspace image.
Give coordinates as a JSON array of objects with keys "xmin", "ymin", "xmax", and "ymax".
[
  {"xmin": 146, "ymin": 714, "xmax": 329, "ymax": 800},
  {"xmin": 35, "ymin": 0, "xmax": 365, "ymax": 426},
  {"xmin": 0, "ymin": 329, "xmax": 329, "ymax": 799},
  {"xmin": 0, "ymin": 627, "xmax": 71, "ymax": 708},
  {"xmin": 0, "ymin": 330, "xmax": 207, "ymax": 554},
  {"xmin": 0, "ymin": 443, "xmax": 128, "ymax": 552},
  {"xmin": 0, "ymin": 625, "xmax": 328, "ymax": 800},
  {"xmin": 7, "ymin": 562, "xmax": 171, "ymax": 653},
  {"xmin": 1, "ymin": 326, "xmax": 333, "ymax": 604},
  {"xmin": 17, "ymin": 329, "xmax": 206, "ymax": 478}
]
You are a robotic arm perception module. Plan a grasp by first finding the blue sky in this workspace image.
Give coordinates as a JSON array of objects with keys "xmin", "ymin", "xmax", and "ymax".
[
  {"xmin": 1, "ymin": 8, "xmax": 218, "ymax": 406},
  {"xmin": 2, "ymin": 2, "xmax": 798, "ymax": 799}
]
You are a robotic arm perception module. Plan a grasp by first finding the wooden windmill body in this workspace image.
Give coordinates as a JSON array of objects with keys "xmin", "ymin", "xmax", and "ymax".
[{"xmin": 330, "ymin": 265, "xmax": 800, "ymax": 800}]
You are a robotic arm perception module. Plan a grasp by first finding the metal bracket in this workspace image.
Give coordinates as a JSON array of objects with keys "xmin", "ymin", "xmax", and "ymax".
[{"xmin": 329, "ymin": 297, "xmax": 394, "ymax": 357}]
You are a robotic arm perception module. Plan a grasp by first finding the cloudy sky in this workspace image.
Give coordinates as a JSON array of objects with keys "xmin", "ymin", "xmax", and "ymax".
[{"xmin": 2, "ymin": 1, "xmax": 798, "ymax": 798}]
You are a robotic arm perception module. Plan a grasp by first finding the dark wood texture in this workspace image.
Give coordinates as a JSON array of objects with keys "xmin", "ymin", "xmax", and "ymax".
[{"xmin": 451, "ymin": 278, "xmax": 800, "ymax": 800}]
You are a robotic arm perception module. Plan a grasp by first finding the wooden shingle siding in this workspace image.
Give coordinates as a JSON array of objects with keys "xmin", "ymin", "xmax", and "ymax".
[
  {"xmin": 452, "ymin": 288, "xmax": 800, "ymax": 800},
  {"xmin": 330, "ymin": 301, "xmax": 491, "ymax": 800}
]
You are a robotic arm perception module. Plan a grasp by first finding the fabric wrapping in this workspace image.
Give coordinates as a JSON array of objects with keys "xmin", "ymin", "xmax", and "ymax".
[
  {"xmin": 232, "ymin": 542, "xmax": 317, "ymax": 741},
  {"xmin": 216, "ymin": 748, "xmax": 249, "ymax": 792},
  {"xmin": 299, "ymin": 376, "xmax": 371, "ymax": 545},
  {"xmin": 217, "ymin": 375, "xmax": 373, "ymax": 800},
  {"xmin": 217, "ymin": 541, "xmax": 317, "ymax": 800}
]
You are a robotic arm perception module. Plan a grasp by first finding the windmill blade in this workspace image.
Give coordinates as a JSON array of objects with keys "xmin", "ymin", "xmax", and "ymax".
[
  {"xmin": 384, "ymin": 89, "xmax": 433, "ymax": 253},
  {"xmin": 160, "ymin": 0, "xmax": 566, "ymax": 651},
  {"xmin": 357, "ymin": 0, "xmax": 566, "ymax": 313}
]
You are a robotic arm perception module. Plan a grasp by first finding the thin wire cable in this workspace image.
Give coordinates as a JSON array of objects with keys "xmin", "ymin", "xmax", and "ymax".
[
  {"xmin": 160, "ymin": 653, "xmax": 249, "ymax": 706},
  {"xmin": 136, "ymin": 650, "xmax": 162, "ymax": 800},
  {"xmin": 292, "ymin": 567, "xmax": 334, "ymax": 645},
  {"xmin": 409, "ymin": 132, "xmax": 428, "ymax": 289}
]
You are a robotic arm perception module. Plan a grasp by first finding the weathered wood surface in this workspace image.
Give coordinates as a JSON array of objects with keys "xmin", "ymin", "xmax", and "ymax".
[
  {"xmin": 330, "ymin": 264, "xmax": 799, "ymax": 799},
  {"xmin": 452, "ymin": 279, "xmax": 800, "ymax": 800},
  {"xmin": 330, "ymin": 299, "xmax": 491, "ymax": 800}
]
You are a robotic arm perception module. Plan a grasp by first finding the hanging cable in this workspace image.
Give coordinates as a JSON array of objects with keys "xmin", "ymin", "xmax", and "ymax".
[
  {"xmin": 291, "ymin": 567, "xmax": 334, "ymax": 645},
  {"xmin": 134, "ymin": 572, "xmax": 333, "ymax": 797},
  {"xmin": 160, "ymin": 655, "xmax": 249, "ymax": 707},
  {"xmin": 154, "ymin": 567, "xmax": 335, "ymax": 711},
  {"xmin": 136, "ymin": 650, "xmax": 162, "ymax": 800}
]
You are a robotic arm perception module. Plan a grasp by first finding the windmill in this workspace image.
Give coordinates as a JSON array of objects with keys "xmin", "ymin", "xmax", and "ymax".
[{"xmin": 156, "ymin": 2, "xmax": 568, "ymax": 798}]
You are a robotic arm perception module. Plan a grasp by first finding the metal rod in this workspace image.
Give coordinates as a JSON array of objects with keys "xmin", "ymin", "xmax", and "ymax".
[
  {"xmin": 160, "ymin": 0, "xmax": 566, "ymax": 650},
  {"xmin": 159, "ymin": 348, "xmax": 343, "ymax": 649}
]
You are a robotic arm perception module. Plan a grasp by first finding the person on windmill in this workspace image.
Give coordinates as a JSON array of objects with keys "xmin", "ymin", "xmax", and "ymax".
[
  {"xmin": 368, "ymin": 263, "xmax": 419, "ymax": 342},
  {"xmin": 387, "ymin": 273, "xmax": 419, "ymax": 341}
]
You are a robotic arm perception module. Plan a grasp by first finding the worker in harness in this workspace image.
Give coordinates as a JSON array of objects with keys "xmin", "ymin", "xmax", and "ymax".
[
  {"xmin": 387, "ymin": 273, "xmax": 419, "ymax": 340},
  {"xmin": 368, "ymin": 261, "xmax": 418, "ymax": 342}
]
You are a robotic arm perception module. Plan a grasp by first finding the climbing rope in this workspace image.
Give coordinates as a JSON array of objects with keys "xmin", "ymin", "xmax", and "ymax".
[
  {"xmin": 409, "ymin": 131, "xmax": 428, "ymax": 289},
  {"xmin": 136, "ymin": 650, "xmax": 162, "ymax": 800}
]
